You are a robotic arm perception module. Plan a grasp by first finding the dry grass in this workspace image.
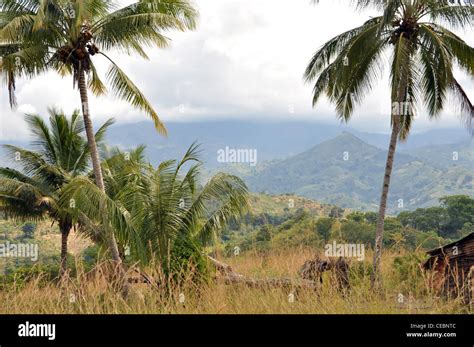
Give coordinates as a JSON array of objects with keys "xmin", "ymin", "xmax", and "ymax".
[{"xmin": 0, "ymin": 247, "xmax": 469, "ymax": 314}]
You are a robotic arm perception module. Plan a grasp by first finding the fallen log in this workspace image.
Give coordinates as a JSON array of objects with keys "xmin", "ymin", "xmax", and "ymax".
[{"xmin": 207, "ymin": 255, "xmax": 318, "ymax": 290}]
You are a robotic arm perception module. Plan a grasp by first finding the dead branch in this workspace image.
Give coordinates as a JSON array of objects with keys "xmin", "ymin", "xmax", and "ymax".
[{"xmin": 207, "ymin": 255, "xmax": 318, "ymax": 290}]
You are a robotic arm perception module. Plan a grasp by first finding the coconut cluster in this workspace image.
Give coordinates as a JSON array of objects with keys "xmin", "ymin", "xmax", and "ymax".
[
  {"xmin": 56, "ymin": 31, "xmax": 99, "ymax": 70},
  {"xmin": 389, "ymin": 17, "xmax": 419, "ymax": 44}
]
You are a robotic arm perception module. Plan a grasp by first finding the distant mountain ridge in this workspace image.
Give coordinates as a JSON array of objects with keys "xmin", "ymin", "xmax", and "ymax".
[
  {"xmin": 3, "ymin": 120, "xmax": 470, "ymax": 166},
  {"xmin": 244, "ymin": 132, "xmax": 473, "ymax": 213},
  {"xmin": 102, "ymin": 120, "xmax": 472, "ymax": 166},
  {"xmin": 1, "ymin": 120, "xmax": 472, "ymax": 212}
]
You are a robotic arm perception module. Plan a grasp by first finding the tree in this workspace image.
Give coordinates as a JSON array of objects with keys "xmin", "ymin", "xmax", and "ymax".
[
  {"xmin": 315, "ymin": 217, "xmax": 333, "ymax": 241},
  {"xmin": 347, "ymin": 212, "xmax": 365, "ymax": 223},
  {"xmin": 439, "ymin": 195, "xmax": 474, "ymax": 236},
  {"xmin": 59, "ymin": 144, "xmax": 250, "ymax": 277},
  {"xmin": 397, "ymin": 206, "xmax": 448, "ymax": 232},
  {"xmin": 256, "ymin": 224, "xmax": 273, "ymax": 242},
  {"xmin": 0, "ymin": 108, "xmax": 112, "ymax": 277},
  {"xmin": 305, "ymin": 0, "xmax": 473, "ymax": 286},
  {"xmin": 0, "ymin": 0, "xmax": 198, "ymax": 290},
  {"xmin": 340, "ymin": 219, "xmax": 375, "ymax": 245},
  {"xmin": 329, "ymin": 206, "xmax": 344, "ymax": 218},
  {"xmin": 363, "ymin": 212, "xmax": 378, "ymax": 224}
]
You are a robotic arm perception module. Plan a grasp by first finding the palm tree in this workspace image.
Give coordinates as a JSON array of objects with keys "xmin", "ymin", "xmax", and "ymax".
[
  {"xmin": 0, "ymin": 0, "xmax": 198, "ymax": 284},
  {"xmin": 305, "ymin": 0, "xmax": 473, "ymax": 285},
  {"xmin": 59, "ymin": 144, "xmax": 250, "ymax": 277},
  {"xmin": 0, "ymin": 108, "xmax": 112, "ymax": 277}
]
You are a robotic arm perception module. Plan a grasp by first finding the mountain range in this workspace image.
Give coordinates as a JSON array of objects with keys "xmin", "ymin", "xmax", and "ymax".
[
  {"xmin": 1, "ymin": 120, "xmax": 472, "ymax": 213},
  {"xmin": 103, "ymin": 121, "xmax": 473, "ymax": 213},
  {"xmin": 244, "ymin": 132, "xmax": 472, "ymax": 213},
  {"xmin": 102, "ymin": 120, "xmax": 473, "ymax": 167}
]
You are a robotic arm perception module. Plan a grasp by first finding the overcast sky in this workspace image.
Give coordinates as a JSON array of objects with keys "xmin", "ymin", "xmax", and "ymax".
[{"xmin": 1, "ymin": 0, "xmax": 473, "ymax": 140}]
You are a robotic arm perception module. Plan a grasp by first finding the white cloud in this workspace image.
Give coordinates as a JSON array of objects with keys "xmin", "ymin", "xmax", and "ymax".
[{"xmin": 1, "ymin": 0, "xmax": 473, "ymax": 140}]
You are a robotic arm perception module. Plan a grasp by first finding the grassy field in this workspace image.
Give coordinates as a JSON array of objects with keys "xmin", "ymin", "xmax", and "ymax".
[{"xmin": 0, "ymin": 246, "xmax": 469, "ymax": 314}]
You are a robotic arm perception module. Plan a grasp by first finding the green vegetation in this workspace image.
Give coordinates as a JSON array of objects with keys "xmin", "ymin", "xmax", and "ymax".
[
  {"xmin": 0, "ymin": 0, "xmax": 199, "ymax": 290},
  {"xmin": 222, "ymin": 195, "xmax": 474, "ymax": 257},
  {"xmin": 0, "ymin": 109, "xmax": 112, "ymax": 276},
  {"xmin": 0, "ymin": 111, "xmax": 250, "ymax": 288},
  {"xmin": 60, "ymin": 144, "xmax": 249, "ymax": 280},
  {"xmin": 398, "ymin": 195, "xmax": 474, "ymax": 238}
]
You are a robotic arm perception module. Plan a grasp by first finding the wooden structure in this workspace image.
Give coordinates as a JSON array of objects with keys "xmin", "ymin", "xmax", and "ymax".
[{"xmin": 423, "ymin": 232, "xmax": 474, "ymax": 303}]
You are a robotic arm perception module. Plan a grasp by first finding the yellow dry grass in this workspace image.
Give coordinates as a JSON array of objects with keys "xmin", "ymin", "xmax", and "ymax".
[{"xmin": 0, "ymin": 247, "xmax": 469, "ymax": 314}]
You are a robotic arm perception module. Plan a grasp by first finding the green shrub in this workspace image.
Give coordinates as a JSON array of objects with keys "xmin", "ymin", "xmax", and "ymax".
[
  {"xmin": 167, "ymin": 235, "xmax": 210, "ymax": 284},
  {"xmin": 392, "ymin": 252, "xmax": 427, "ymax": 294}
]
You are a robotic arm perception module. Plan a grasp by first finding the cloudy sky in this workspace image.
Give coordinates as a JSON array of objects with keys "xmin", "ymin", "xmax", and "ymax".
[{"xmin": 1, "ymin": 0, "xmax": 473, "ymax": 140}]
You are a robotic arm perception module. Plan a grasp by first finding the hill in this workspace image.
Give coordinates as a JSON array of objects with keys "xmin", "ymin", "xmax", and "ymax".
[
  {"xmin": 102, "ymin": 120, "xmax": 471, "ymax": 166},
  {"xmin": 402, "ymin": 141, "xmax": 474, "ymax": 171},
  {"xmin": 245, "ymin": 133, "xmax": 473, "ymax": 213},
  {"xmin": 2, "ymin": 120, "xmax": 472, "ymax": 212},
  {"xmin": 248, "ymin": 193, "xmax": 346, "ymax": 216}
]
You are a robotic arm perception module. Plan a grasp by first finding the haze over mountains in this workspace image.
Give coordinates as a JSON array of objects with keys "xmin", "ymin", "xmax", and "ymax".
[
  {"xmin": 1, "ymin": 120, "xmax": 472, "ymax": 213},
  {"xmin": 103, "ymin": 120, "xmax": 472, "ymax": 166},
  {"xmin": 104, "ymin": 121, "xmax": 473, "ymax": 213}
]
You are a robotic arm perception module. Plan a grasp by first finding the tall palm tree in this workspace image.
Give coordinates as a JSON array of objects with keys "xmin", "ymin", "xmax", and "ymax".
[
  {"xmin": 305, "ymin": 0, "xmax": 473, "ymax": 285},
  {"xmin": 0, "ymin": 108, "xmax": 112, "ymax": 276},
  {"xmin": 0, "ymin": 0, "xmax": 198, "ymax": 284},
  {"xmin": 59, "ymin": 144, "xmax": 250, "ymax": 276}
]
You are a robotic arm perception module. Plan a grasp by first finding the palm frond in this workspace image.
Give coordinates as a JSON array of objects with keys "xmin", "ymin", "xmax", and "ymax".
[
  {"xmin": 102, "ymin": 52, "xmax": 167, "ymax": 135},
  {"xmin": 450, "ymin": 78, "xmax": 474, "ymax": 134}
]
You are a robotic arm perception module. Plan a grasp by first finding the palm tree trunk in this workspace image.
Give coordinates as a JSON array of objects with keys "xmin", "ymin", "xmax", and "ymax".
[
  {"xmin": 78, "ymin": 67, "xmax": 129, "ymax": 296},
  {"xmin": 372, "ymin": 35, "xmax": 415, "ymax": 288},
  {"xmin": 78, "ymin": 69, "xmax": 105, "ymax": 192},
  {"xmin": 59, "ymin": 222, "xmax": 71, "ymax": 278},
  {"xmin": 372, "ymin": 114, "xmax": 401, "ymax": 286},
  {"xmin": 372, "ymin": 68, "xmax": 411, "ymax": 287}
]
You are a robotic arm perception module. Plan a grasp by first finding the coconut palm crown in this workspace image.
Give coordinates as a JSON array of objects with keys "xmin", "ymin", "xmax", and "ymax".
[{"xmin": 0, "ymin": 0, "xmax": 197, "ymax": 133}]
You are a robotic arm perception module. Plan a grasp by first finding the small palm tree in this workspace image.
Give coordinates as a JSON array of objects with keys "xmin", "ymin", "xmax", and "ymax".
[
  {"xmin": 0, "ymin": 108, "xmax": 112, "ymax": 276},
  {"xmin": 0, "ymin": 0, "xmax": 198, "ymax": 282},
  {"xmin": 60, "ymin": 144, "xmax": 250, "ymax": 276},
  {"xmin": 305, "ymin": 0, "xmax": 473, "ymax": 285}
]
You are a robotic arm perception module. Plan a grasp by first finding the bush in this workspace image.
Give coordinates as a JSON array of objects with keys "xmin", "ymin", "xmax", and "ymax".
[
  {"xmin": 349, "ymin": 260, "xmax": 374, "ymax": 285},
  {"xmin": 256, "ymin": 225, "xmax": 273, "ymax": 242},
  {"xmin": 82, "ymin": 245, "xmax": 104, "ymax": 271},
  {"xmin": 167, "ymin": 235, "xmax": 210, "ymax": 284},
  {"xmin": 392, "ymin": 252, "xmax": 428, "ymax": 294},
  {"xmin": 315, "ymin": 217, "xmax": 333, "ymax": 241},
  {"xmin": 0, "ymin": 264, "xmax": 61, "ymax": 290},
  {"xmin": 340, "ymin": 220, "xmax": 375, "ymax": 245}
]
